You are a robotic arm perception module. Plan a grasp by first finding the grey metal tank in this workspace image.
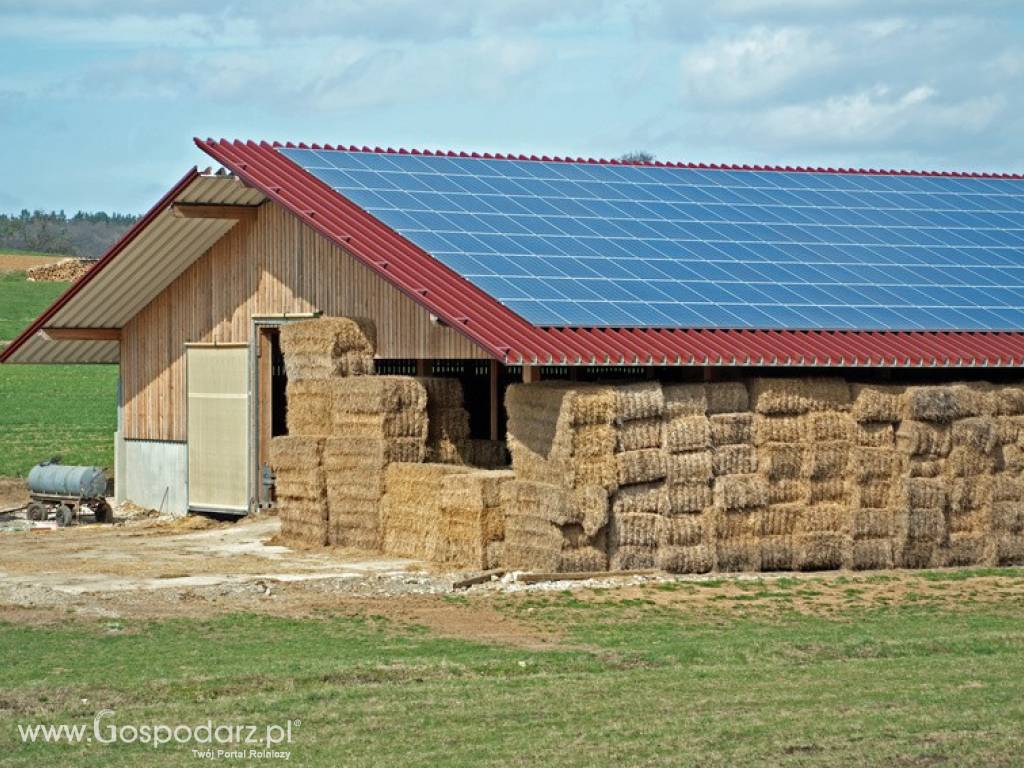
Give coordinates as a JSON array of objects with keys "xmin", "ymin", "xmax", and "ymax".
[{"xmin": 27, "ymin": 462, "xmax": 108, "ymax": 498}]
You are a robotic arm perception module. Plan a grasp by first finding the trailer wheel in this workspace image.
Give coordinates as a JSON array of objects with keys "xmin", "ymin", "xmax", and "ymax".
[
  {"xmin": 57, "ymin": 504, "xmax": 74, "ymax": 527},
  {"xmin": 26, "ymin": 502, "xmax": 48, "ymax": 521},
  {"xmin": 92, "ymin": 500, "xmax": 113, "ymax": 524}
]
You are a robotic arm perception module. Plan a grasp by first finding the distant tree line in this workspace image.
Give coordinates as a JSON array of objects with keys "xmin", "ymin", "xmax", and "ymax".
[{"xmin": 0, "ymin": 210, "xmax": 139, "ymax": 259}]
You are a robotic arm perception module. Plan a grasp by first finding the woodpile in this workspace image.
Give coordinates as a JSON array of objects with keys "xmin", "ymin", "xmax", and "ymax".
[{"xmin": 26, "ymin": 257, "xmax": 92, "ymax": 282}]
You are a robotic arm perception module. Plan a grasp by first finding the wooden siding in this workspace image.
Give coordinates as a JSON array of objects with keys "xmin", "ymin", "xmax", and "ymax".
[{"xmin": 121, "ymin": 202, "xmax": 489, "ymax": 441}]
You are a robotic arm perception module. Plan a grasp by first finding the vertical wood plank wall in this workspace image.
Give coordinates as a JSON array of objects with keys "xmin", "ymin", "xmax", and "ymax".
[{"xmin": 121, "ymin": 202, "xmax": 489, "ymax": 441}]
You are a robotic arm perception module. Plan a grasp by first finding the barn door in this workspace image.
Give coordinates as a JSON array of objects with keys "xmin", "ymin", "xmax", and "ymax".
[{"xmin": 186, "ymin": 345, "xmax": 250, "ymax": 514}]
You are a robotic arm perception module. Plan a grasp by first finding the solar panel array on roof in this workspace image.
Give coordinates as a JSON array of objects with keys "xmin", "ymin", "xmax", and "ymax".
[{"xmin": 279, "ymin": 147, "xmax": 1024, "ymax": 332}]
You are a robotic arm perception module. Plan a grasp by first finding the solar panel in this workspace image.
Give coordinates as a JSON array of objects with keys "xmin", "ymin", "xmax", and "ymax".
[{"xmin": 279, "ymin": 147, "xmax": 1024, "ymax": 332}]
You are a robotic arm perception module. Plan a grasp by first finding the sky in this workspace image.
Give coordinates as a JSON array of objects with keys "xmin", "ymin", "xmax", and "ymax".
[{"xmin": 2, "ymin": 0, "xmax": 1024, "ymax": 214}]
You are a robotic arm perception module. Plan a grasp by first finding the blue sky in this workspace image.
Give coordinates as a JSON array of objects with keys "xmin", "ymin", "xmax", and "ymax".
[{"xmin": 2, "ymin": 1, "xmax": 1023, "ymax": 214}]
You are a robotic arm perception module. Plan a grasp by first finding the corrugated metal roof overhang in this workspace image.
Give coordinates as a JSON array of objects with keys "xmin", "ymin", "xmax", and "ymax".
[
  {"xmin": 194, "ymin": 139, "xmax": 1024, "ymax": 368},
  {"xmin": 1, "ymin": 171, "xmax": 266, "ymax": 364}
]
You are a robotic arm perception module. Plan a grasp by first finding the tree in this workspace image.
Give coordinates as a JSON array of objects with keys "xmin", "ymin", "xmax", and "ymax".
[{"xmin": 619, "ymin": 151, "xmax": 655, "ymax": 163}]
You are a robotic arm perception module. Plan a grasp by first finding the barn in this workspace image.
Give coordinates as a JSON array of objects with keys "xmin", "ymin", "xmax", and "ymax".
[{"xmin": 5, "ymin": 138, "xmax": 1024, "ymax": 572}]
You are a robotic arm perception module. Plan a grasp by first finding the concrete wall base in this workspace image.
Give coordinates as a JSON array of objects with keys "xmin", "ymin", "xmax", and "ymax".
[{"xmin": 121, "ymin": 439, "xmax": 188, "ymax": 516}]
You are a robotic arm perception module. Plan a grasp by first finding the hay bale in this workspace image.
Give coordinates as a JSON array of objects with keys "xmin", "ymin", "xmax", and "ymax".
[
  {"xmin": 715, "ymin": 540, "xmax": 760, "ymax": 572},
  {"xmin": 616, "ymin": 449, "xmax": 667, "ymax": 486},
  {"xmin": 334, "ymin": 411, "xmax": 428, "ymax": 439},
  {"xmin": 800, "ymin": 503, "xmax": 849, "ymax": 534},
  {"xmin": 851, "ymin": 479, "xmax": 896, "ymax": 513},
  {"xmin": 461, "ymin": 439, "xmax": 509, "ymax": 468},
  {"xmin": 807, "ymin": 479, "xmax": 846, "ymax": 503},
  {"xmin": 664, "ymin": 416, "xmax": 710, "ymax": 453},
  {"xmin": 991, "ymin": 501, "xmax": 1024, "ymax": 533},
  {"xmin": 796, "ymin": 533, "xmax": 848, "ymax": 570},
  {"xmin": 947, "ymin": 447, "xmax": 998, "ymax": 478},
  {"xmin": 908, "ymin": 458, "xmax": 944, "ymax": 478},
  {"xmin": 759, "ymin": 536, "xmax": 796, "ymax": 571},
  {"xmin": 610, "ymin": 512, "xmax": 660, "ymax": 548},
  {"xmin": 713, "ymin": 444, "xmax": 757, "ymax": 476},
  {"xmin": 849, "ymin": 447, "xmax": 902, "ymax": 481},
  {"xmin": 485, "ymin": 541, "xmax": 505, "ymax": 569},
  {"xmin": 415, "ymin": 376, "xmax": 464, "ymax": 408},
  {"xmin": 609, "ymin": 545, "xmax": 656, "ymax": 571},
  {"xmin": 855, "ymin": 422, "xmax": 896, "ymax": 447},
  {"xmin": 750, "ymin": 377, "xmax": 849, "ymax": 415},
  {"xmin": 714, "ymin": 474, "xmax": 768, "ymax": 511},
  {"xmin": 279, "ymin": 317, "xmax": 376, "ymax": 380},
  {"xmin": 558, "ymin": 547, "xmax": 608, "ymax": 572},
  {"xmin": 753, "ymin": 415, "xmax": 804, "ymax": 446},
  {"xmin": 902, "ymin": 478, "xmax": 947, "ymax": 512},
  {"xmin": 767, "ymin": 480, "xmax": 805, "ymax": 505},
  {"xmin": 380, "ymin": 463, "xmax": 469, "ymax": 560},
  {"xmin": 666, "ymin": 450, "xmax": 713, "ymax": 484},
  {"xmin": 611, "ymin": 483, "xmax": 668, "ymax": 516},
  {"xmin": 996, "ymin": 415, "xmax": 1024, "ymax": 446},
  {"xmin": 993, "ymin": 385, "xmax": 1024, "ymax": 416},
  {"xmin": 852, "ymin": 508, "xmax": 894, "ymax": 539},
  {"xmin": 806, "ymin": 411, "xmax": 853, "ymax": 442},
  {"xmin": 991, "ymin": 475, "xmax": 1024, "ymax": 503},
  {"xmin": 425, "ymin": 406, "xmax": 471, "ymax": 464},
  {"xmin": 759, "ymin": 445, "xmax": 805, "ymax": 480},
  {"xmin": 1000, "ymin": 443, "xmax": 1024, "ymax": 474},
  {"xmin": 325, "ymin": 474, "xmax": 385, "ymax": 503},
  {"xmin": 501, "ymin": 480, "xmax": 574, "ymax": 526},
  {"xmin": 897, "ymin": 541, "xmax": 940, "ymax": 569},
  {"xmin": 323, "ymin": 436, "xmax": 425, "ymax": 471},
  {"xmin": 951, "ymin": 417, "xmax": 998, "ymax": 455},
  {"xmin": 663, "ymin": 383, "xmax": 707, "ymax": 418},
  {"xmin": 902, "ymin": 384, "xmax": 987, "ymax": 423},
  {"xmin": 713, "ymin": 507, "xmax": 760, "ymax": 539},
  {"xmin": 905, "ymin": 508, "xmax": 946, "ymax": 542},
  {"xmin": 995, "ymin": 534, "xmax": 1024, "ymax": 565},
  {"xmin": 802, "ymin": 441, "xmax": 849, "ymax": 480},
  {"xmin": 657, "ymin": 514, "xmax": 705, "ymax": 547},
  {"xmin": 657, "ymin": 545, "xmax": 713, "ymax": 573},
  {"xmin": 667, "ymin": 482, "xmax": 713, "ymax": 514},
  {"xmin": 895, "ymin": 421, "xmax": 951, "ymax": 458},
  {"xmin": 852, "ymin": 539, "xmax": 893, "ymax": 570},
  {"xmin": 572, "ymin": 424, "xmax": 618, "ymax": 458},
  {"xmin": 705, "ymin": 381, "xmax": 749, "ymax": 414},
  {"xmin": 851, "ymin": 384, "xmax": 905, "ymax": 423},
  {"xmin": 709, "ymin": 413, "xmax": 754, "ymax": 446},
  {"xmin": 758, "ymin": 503, "xmax": 802, "ymax": 536},
  {"xmin": 270, "ymin": 436, "xmax": 326, "ymax": 471},
  {"xmin": 617, "ymin": 417, "xmax": 665, "ymax": 452},
  {"xmin": 438, "ymin": 470, "xmax": 514, "ymax": 568},
  {"xmin": 285, "ymin": 380, "xmax": 335, "ymax": 437},
  {"xmin": 441, "ymin": 469, "xmax": 514, "ymax": 512},
  {"xmin": 945, "ymin": 533, "xmax": 990, "ymax": 567},
  {"xmin": 614, "ymin": 382, "xmax": 665, "ymax": 422},
  {"xmin": 503, "ymin": 542, "xmax": 560, "ymax": 572},
  {"xmin": 572, "ymin": 486, "xmax": 610, "ymax": 539},
  {"xmin": 333, "ymin": 375, "xmax": 427, "ymax": 415}
]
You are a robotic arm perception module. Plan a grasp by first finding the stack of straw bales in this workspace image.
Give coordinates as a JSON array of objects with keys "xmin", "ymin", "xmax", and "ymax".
[
  {"xmin": 439, "ymin": 469, "xmax": 515, "ymax": 568},
  {"xmin": 416, "ymin": 377, "xmax": 472, "ymax": 463},
  {"xmin": 380, "ymin": 463, "xmax": 468, "ymax": 560},
  {"xmin": 848, "ymin": 384, "xmax": 905, "ymax": 569},
  {"xmin": 503, "ymin": 383, "xmax": 615, "ymax": 571},
  {"xmin": 269, "ymin": 437, "xmax": 328, "ymax": 546},
  {"xmin": 609, "ymin": 382, "xmax": 667, "ymax": 570},
  {"xmin": 990, "ymin": 385, "xmax": 1024, "ymax": 565},
  {"xmin": 751, "ymin": 378, "xmax": 854, "ymax": 570},
  {"xmin": 657, "ymin": 383, "xmax": 715, "ymax": 574},
  {"xmin": 279, "ymin": 317, "xmax": 375, "ymax": 380},
  {"xmin": 327, "ymin": 377, "xmax": 428, "ymax": 548}
]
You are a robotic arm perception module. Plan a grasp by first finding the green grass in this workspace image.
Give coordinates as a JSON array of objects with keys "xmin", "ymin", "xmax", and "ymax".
[
  {"xmin": 2, "ymin": 585, "xmax": 1024, "ymax": 767},
  {"xmin": 0, "ymin": 272, "xmax": 117, "ymax": 476},
  {"xmin": 0, "ymin": 271, "xmax": 69, "ymax": 342}
]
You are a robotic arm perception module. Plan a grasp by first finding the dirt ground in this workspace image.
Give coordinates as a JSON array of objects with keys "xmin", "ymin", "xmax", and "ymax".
[
  {"xmin": 2, "ymin": 508, "xmax": 1023, "ymax": 649},
  {"xmin": 0, "ymin": 253, "xmax": 64, "ymax": 272},
  {"xmin": 0, "ymin": 478, "xmax": 28, "ymax": 511}
]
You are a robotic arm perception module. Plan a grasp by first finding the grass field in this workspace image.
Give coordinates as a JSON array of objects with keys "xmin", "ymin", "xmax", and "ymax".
[
  {"xmin": 1, "ymin": 569, "xmax": 1024, "ymax": 766},
  {"xmin": 0, "ymin": 270, "xmax": 117, "ymax": 476}
]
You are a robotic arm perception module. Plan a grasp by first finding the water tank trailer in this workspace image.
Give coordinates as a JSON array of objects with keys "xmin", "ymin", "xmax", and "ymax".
[{"xmin": 25, "ymin": 460, "xmax": 113, "ymax": 526}]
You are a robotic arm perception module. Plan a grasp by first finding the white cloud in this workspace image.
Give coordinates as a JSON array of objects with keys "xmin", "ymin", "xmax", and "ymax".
[{"xmin": 681, "ymin": 26, "xmax": 833, "ymax": 104}]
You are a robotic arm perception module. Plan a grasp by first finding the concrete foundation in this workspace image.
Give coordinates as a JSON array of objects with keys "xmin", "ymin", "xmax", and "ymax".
[{"xmin": 120, "ymin": 439, "xmax": 188, "ymax": 516}]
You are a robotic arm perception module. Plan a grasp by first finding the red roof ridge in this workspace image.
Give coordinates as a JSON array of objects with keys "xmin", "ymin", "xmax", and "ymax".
[{"xmin": 197, "ymin": 137, "xmax": 1024, "ymax": 181}]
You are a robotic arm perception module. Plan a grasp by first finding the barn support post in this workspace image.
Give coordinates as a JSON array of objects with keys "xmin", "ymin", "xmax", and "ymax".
[
  {"xmin": 522, "ymin": 365, "xmax": 539, "ymax": 383},
  {"xmin": 489, "ymin": 360, "xmax": 500, "ymax": 440},
  {"xmin": 416, "ymin": 359, "xmax": 431, "ymax": 376}
]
